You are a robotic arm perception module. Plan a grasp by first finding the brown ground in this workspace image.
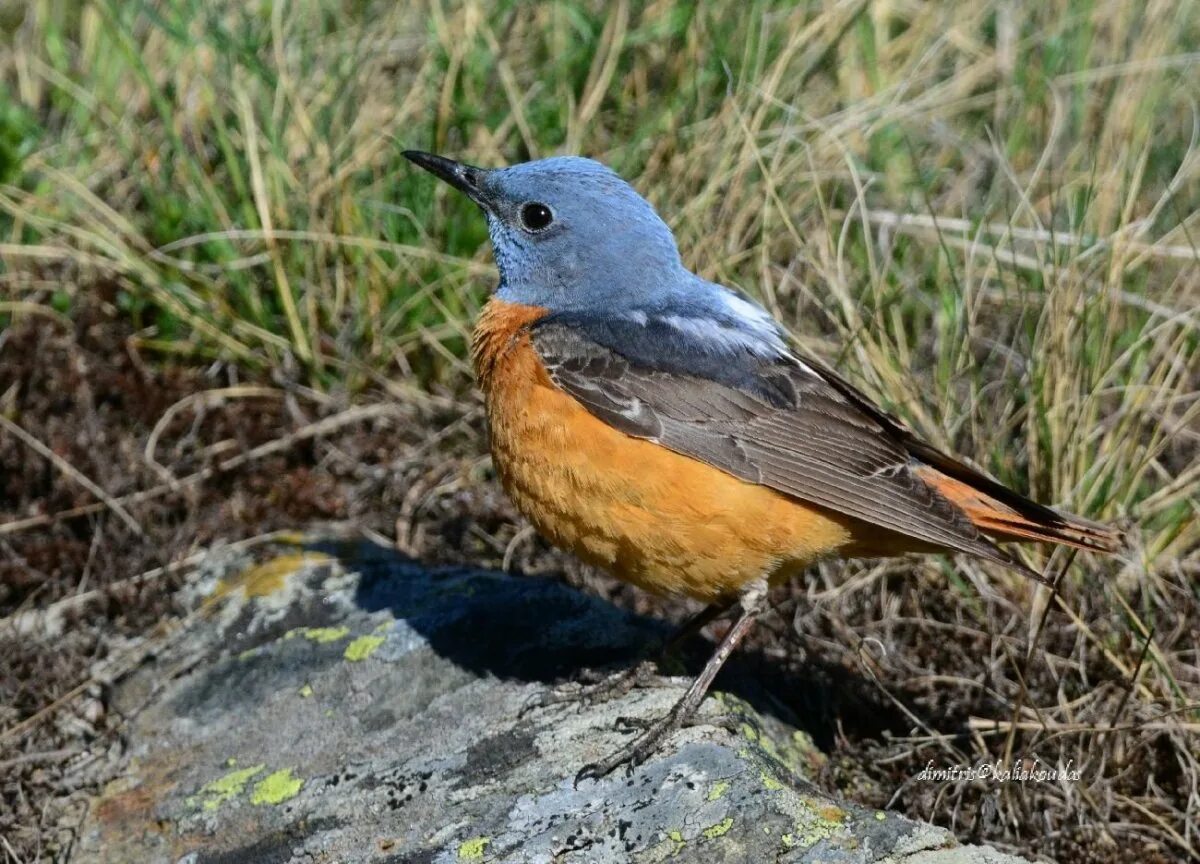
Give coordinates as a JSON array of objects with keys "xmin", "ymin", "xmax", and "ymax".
[{"xmin": 1, "ymin": 298, "xmax": 1193, "ymax": 863}]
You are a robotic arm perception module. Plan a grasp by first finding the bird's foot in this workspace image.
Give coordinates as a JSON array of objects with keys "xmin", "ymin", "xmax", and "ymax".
[
  {"xmin": 574, "ymin": 696, "xmax": 699, "ymax": 785},
  {"xmin": 574, "ymin": 583, "xmax": 768, "ymax": 786},
  {"xmin": 520, "ymin": 660, "xmax": 666, "ymax": 717},
  {"xmin": 612, "ymin": 710, "xmax": 735, "ymax": 734}
]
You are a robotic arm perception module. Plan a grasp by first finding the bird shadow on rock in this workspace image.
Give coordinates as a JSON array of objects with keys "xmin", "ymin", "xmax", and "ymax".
[{"xmin": 320, "ymin": 539, "xmax": 905, "ymax": 754}]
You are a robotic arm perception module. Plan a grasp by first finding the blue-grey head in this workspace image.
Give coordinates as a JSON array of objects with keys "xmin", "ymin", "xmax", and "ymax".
[
  {"xmin": 403, "ymin": 151, "xmax": 787, "ymax": 358},
  {"xmin": 404, "ymin": 151, "xmax": 685, "ymax": 310}
]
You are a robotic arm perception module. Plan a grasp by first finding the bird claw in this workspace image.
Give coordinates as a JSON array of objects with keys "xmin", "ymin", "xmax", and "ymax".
[
  {"xmin": 521, "ymin": 661, "xmax": 663, "ymax": 717},
  {"xmin": 573, "ymin": 708, "xmax": 687, "ymax": 787},
  {"xmin": 519, "ymin": 683, "xmax": 580, "ymax": 717},
  {"xmin": 573, "ymin": 697, "xmax": 745, "ymax": 787},
  {"xmin": 692, "ymin": 711, "xmax": 741, "ymax": 734},
  {"xmin": 614, "ymin": 715, "xmax": 653, "ymax": 732}
]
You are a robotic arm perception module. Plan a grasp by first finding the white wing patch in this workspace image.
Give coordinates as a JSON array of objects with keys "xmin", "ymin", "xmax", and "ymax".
[
  {"xmin": 715, "ymin": 290, "xmax": 789, "ymax": 355},
  {"xmin": 613, "ymin": 282, "xmax": 826, "ymax": 372},
  {"xmin": 659, "ymin": 314, "xmax": 784, "ymax": 357},
  {"xmin": 716, "ymin": 289, "xmax": 825, "ymax": 377}
]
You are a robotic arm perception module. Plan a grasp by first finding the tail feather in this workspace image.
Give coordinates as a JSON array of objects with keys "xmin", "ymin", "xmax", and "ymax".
[{"xmin": 917, "ymin": 468, "xmax": 1122, "ymax": 555}]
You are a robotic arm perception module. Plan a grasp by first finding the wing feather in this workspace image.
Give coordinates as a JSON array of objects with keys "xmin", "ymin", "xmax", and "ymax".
[{"xmin": 531, "ymin": 320, "xmax": 1041, "ymax": 578}]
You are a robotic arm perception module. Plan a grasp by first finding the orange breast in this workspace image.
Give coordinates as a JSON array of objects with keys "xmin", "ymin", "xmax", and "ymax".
[{"xmin": 471, "ymin": 299, "xmax": 868, "ymax": 602}]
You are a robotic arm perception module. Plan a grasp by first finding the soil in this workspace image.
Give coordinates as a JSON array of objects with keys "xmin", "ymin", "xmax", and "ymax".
[{"xmin": 1, "ymin": 296, "xmax": 1192, "ymax": 864}]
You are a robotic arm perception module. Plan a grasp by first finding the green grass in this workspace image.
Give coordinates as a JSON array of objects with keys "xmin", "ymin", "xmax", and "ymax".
[
  {"xmin": 1, "ymin": 0, "xmax": 1199, "ymax": 854},
  {"xmin": 7, "ymin": 0, "xmax": 1195, "ymax": 548}
]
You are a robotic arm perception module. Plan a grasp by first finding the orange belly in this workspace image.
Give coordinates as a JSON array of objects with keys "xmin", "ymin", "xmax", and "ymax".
[{"xmin": 472, "ymin": 300, "xmax": 879, "ymax": 602}]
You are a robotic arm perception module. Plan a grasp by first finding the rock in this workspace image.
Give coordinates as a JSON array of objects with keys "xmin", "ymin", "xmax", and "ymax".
[{"xmin": 72, "ymin": 538, "xmax": 1031, "ymax": 864}]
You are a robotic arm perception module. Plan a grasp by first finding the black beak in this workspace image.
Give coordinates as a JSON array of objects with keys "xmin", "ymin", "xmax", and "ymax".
[{"xmin": 403, "ymin": 150, "xmax": 489, "ymax": 207}]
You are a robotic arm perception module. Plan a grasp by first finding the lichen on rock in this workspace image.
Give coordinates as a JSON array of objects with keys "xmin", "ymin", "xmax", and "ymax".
[{"xmin": 72, "ymin": 538, "xmax": 1035, "ymax": 864}]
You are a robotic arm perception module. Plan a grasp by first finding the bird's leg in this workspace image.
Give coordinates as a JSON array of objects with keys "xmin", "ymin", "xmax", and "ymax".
[
  {"xmin": 575, "ymin": 579, "xmax": 768, "ymax": 784},
  {"xmin": 521, "ymin": 600, "xmax": 732, "ymax": 716}
]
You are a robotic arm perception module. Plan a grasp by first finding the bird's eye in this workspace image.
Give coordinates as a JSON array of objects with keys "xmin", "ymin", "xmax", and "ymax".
[{"xmin": 519, "ymin": 202, "xmax": 554, "ymax": 232}]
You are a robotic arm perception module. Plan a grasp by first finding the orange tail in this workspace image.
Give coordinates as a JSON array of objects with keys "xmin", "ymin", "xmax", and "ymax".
[{"xmin": 918, "ymin": 468, "xmax": 1122, "ymax": 555}]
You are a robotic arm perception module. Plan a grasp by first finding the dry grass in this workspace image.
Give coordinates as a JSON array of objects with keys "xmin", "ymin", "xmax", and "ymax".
[{"xmin": 1, "ymin": 0, "xmax": 1198, "ymax": 861}]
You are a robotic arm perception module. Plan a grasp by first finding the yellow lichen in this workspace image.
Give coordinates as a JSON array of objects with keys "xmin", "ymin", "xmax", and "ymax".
[
  {"xmin": 706, "ymin": 780, "xmax": 730, "ymax": 801},
  {"xmin": 212, "ymin": 553, "xmax": 330, "ymax": 600},
  {"xmin": 251, "ymin": 768, "xmax": 303, "ymax": 805},
  {"xmin": 457, "ymin": 836, "xmax": 490, "ymax": 859},
  {"xmin": 817, "ymin": 804, "xmax": 845, "ymax": 823},
  {"xmin": 665, "ymin": 829, "xmax": 685, "ymax": 855},
  {"xmin": 875, "ymin": 810, "xmax": 887, "ymax": 821},
  {"xmin": 192, "ymin": 764, "xmax": 265, "ymax": 811},
  {"xmin": 344, "ymin": 633, "xmax": 385, "ymax": 661},
  {"xmin": 785, "ymin": 730, "xmax": 824, "ymax": 774},
  {"xmin": 291, "ymin": 626, "xmax": 350, "ymax": 644},
  {"xmin": 793, "ymin": 798, "xmax": 846, "ymax": 848},
  {"xmin": 761, "ymin": 770, "xmax": 784, "ymax": 791},
  {"xmin": 298, "ymin": 683, "xmax": 313, "ymax": 698},
  {"xmin": 781, "ymin": 833, "xmax": 795, "ymax": 848},
  {"xmin": 702, "ymin": 818, "xmax": 734, "ymax": 839}
]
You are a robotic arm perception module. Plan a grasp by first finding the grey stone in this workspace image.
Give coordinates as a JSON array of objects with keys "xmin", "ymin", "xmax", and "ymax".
[{"xmin": 71, "ymin": 538, "xmax": 1033, "ymax": 864}]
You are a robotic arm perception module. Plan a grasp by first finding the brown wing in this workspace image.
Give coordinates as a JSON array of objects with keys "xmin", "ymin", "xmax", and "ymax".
[
  {"xmin": 531, "ymin": 321, "xmax": 1043, "ymax": 579},
  {"xmin": 791, "ymin": 350, "xmax": 1120, "ymax": 553}
]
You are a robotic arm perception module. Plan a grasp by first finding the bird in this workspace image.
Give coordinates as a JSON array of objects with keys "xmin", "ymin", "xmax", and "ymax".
[{"xmin": 403, "ymin": 150, "xmax": 1121, "ymax": 781}]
